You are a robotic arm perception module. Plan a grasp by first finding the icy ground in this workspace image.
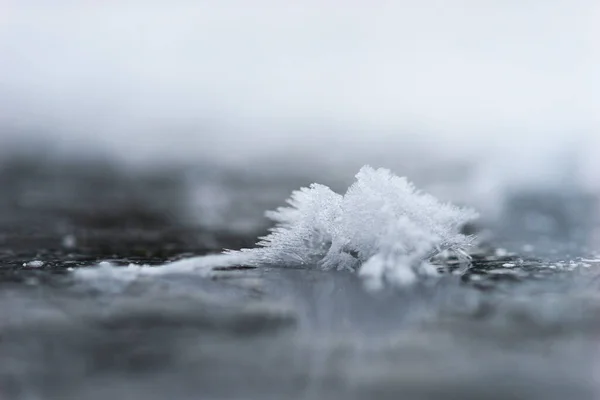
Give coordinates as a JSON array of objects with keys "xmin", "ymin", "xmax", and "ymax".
[{"xmin": 1, "ymin": 157, "xmax": 600, "ymax": 400}]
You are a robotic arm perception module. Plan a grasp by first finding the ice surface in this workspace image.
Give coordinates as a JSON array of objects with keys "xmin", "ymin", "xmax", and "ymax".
[{"xmin": 230, "ymin": 166, "xmax": 478, "ymax": 287}]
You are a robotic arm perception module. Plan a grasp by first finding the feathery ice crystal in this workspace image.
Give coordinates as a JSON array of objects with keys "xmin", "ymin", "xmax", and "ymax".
[{"xmin": 229, "ymin": 166, "xmax": 478, "ymax": 288}]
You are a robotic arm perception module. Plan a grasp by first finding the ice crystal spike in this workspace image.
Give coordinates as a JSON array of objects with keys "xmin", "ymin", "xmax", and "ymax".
[{"xmin": 229, "ymin": 166, "xmax": 478, "ymax": 287}]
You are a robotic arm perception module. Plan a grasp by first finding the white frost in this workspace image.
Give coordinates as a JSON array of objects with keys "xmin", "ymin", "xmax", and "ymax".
[
  {"xmin": 24, "ymin": 260, "xmax": 44, "ymax": 268},
  {"xmin": 73, "ymin": 253, "xmax": 248, "ymax": 282},
  {"xmin": 230, "ymin": 166, "xmax": 478, "ymax": 287},
  {"xmin": 74, "ymin": 166, "xmax": 477, "ymax": 289}
]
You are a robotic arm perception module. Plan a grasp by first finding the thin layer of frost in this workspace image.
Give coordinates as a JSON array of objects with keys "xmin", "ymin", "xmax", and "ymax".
[
  {"xmin": 72, "ymin": 253, "xmax": 251, "ymax": 290},
  {"xmin": 229, "ymin": 166, "xmax": 478, "ymax": 287}
]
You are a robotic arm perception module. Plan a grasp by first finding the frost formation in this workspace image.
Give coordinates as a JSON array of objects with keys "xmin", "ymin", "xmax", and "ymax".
[{"xmin": 230, "ymin": 166, "xmax": 478, "ymax": 288}]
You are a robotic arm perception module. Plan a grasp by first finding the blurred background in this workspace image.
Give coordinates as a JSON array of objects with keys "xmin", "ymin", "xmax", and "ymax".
[{"xmin": 1, "ymin": 0, "xmax": 599, "ymax": 249}]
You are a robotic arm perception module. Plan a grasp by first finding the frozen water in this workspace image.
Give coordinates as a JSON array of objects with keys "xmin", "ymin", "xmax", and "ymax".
[
  {"xmin": 229, "ymin": 166, "xmax": 478, "ymax": 287},
  {"xmin": 23, "ymin": 260, "xmax": 44, "ymax": 268},
  {"xmin": 73, "ymin": 253, "xmax": 246, "ymax": 285},
  {"xmin": 75, "ymin": 166, "xmax": 477, "ymax": 288},
  {"xmin": 3, "ymin": 154, "xmax": 600, "ymax": 400}
]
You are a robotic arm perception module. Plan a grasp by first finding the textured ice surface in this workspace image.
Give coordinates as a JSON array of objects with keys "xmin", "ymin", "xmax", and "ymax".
[{"xmin": 230, "ymin": 166, "xmax": 478, "ymax": 287}]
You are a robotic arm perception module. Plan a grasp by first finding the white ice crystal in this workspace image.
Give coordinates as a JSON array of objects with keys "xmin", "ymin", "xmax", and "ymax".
[
  {"xmin": 74, "ymin": 166, "xmax": 478, "ymax": 289},
  {"xmin": 229, "ymin": 166, "xmax": 478, "ymax": 288}
]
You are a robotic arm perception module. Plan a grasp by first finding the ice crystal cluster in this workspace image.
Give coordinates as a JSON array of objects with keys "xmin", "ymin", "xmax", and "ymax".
[{"xmin": 230, "ymin": 166, "xmax": 478, "ymax": 288}]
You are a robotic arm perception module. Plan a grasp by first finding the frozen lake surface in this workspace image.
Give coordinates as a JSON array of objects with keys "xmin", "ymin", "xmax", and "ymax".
[{"xmin": 1, "ymin": 156, "xmax": 600, "ymax": 400}]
